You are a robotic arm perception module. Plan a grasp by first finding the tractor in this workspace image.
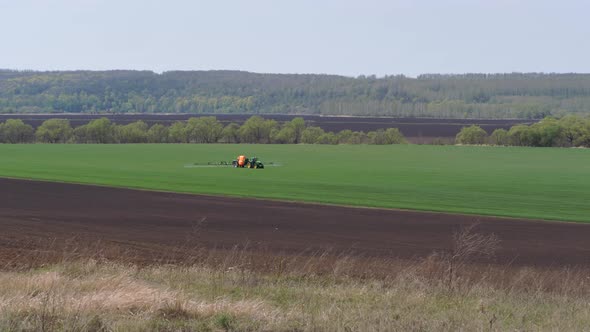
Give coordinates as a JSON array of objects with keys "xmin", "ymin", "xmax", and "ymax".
[{"xmin": 232, "ymin": 155, "xmax": 264, "ymax": 169}]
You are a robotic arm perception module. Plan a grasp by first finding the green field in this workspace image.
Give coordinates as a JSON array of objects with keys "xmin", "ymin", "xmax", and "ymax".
[{"xmin": 1, "ymin": 144, "xmax": 589, "ymax": 222}]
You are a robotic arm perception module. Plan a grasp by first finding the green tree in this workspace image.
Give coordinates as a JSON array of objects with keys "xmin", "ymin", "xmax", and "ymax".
[
  {"xmin": 317, "ymin": 132, "xmax": 338, "ymax": 144},
  {"xmin": 147, "ymin": 124, "xmax": 170, "ymax": 143},
  {"xmin": 301, "ymin": 126, "xmax": 325, "ymax": 144},
  {"xmin": 455, "ymin": 125, "xmax": 487, "ymax": 145},
  {"xmin": 285, "ymin": 117, "xmax": 306, "ymax": 143},
  {"xmin": 336, "ymin": 130, "xmax": 353, "ymax": 144},
  {"xmin": 508, "ymin": 125, "xmax": 533, "ymax": 146},
  {"xmin": 574, "ymin": 132, "xmax": 590, "ymax": 147},
  {"xmin": 369, "ymin": 128, "xmax": 406, "ymax": 144},
  {"xmin": 6, "ymin": 71, "xmax": 590, "ymax": 118},
  {"xmin": 489, "ymin": 128, "xmax": 509, "ymax": 146},
  {"xmin": 85, "ymin": 118, "xmax": 115, "ymax": 143},
  {"xmin": 220, "ymin": 123, "xmax": 240, "ymax": 143},
  {"xmin": 35, "ymin": 119, "xmax": 73, "ymax": 143},
  {"xmin": 186, "ymin": 116, "xmax": 223, "ymax": 143},
  {"xmin": 348, "ymin": 131, "xmax": 369, "ymax": 144},
  {"xmin": 169, "ymin": 121, "xmax": 189, "ymax": 143},
  {"xmin": 559, "ymin": 115, "xmax": 587, "ymax": 146},
  {"xmin": 383, "ymin": 128, "xmax": 406, "ymax": 144},
  {"xmin": 271, "ymin": 126, "xmax": 296, "ymax": 144},
  {"xmin": 261, "ymin": 119, "xmax": 279, "ymax": 143},
  {"xmin": 239, "ymin": 116, "xmax": 277, "ymax": 143},
  {"xmin": 238, "ymin": 116, "xmax": 264, "ymax": 143},
  {"xmin": 368, "ymin": 130, "xmax": 386, "ymax": 144},
  {"xmin": 73, "ymin": 125, "xmax": 89, "ymax": 143},
  {"xmin": 530, "ymin": 117, "xmax": 562, "ymax": 147},
  {"xmin": 115, "ymin": 121, "xmax": 148, "ymax": 143},
  {"xmin": 573, "ymin": 120, "xmax": 590, "ymax": 147},
  {"xmin": 0, "ymin": 119, "xmax": 34, "ymax": 143}
]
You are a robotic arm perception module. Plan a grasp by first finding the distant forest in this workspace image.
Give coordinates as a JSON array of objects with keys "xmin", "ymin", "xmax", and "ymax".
[{"xmin": 2, "ymin": 70, "xmax": 590, "ymax": 119}]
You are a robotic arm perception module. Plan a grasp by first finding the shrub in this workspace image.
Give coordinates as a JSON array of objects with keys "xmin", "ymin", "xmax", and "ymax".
[{"xmin": 456, "ymin": 125, "xmax": 487, "ymax": 145}]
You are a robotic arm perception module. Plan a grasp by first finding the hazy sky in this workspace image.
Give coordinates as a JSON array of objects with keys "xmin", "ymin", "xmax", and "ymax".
[{"xmin": 1, "ymin": 0, "xmax": 588, "ymax": 77}]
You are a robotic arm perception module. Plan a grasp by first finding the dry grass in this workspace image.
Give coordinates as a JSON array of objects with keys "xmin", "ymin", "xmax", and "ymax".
[
  {"xmin": 1, "ymin": 259, "xmax": 590, "ymax": 331},
  {"xmin": 1, "ymin": 227, "xmax": 590, "ymax": 331}
]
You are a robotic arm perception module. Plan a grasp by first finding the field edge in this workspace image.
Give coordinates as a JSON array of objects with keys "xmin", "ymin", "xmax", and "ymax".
[{"xmin": 0, "ymin": 174, "xmax": 582, "ymax": 224}]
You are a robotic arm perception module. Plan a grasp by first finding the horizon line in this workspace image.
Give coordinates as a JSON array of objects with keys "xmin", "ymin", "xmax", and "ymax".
[{"xmin": 2, "ymin": 68, "xmax": 590, "ymax": 79}]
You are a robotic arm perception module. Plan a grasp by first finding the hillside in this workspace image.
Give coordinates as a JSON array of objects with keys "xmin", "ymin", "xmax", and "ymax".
[{"xmin": 2, "ymin": 70, "xmax": 590, "ymax": 118}]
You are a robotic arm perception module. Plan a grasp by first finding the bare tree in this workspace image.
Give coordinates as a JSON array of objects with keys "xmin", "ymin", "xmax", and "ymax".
[{"xmin": 445, "ymin": 223, "xmax": 500, "ymax": 290}]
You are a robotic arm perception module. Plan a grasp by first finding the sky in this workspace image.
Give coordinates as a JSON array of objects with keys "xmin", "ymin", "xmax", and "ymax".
[{"xmin": 1, "ymin": 0, "xmax": 588, "ymax": 77}]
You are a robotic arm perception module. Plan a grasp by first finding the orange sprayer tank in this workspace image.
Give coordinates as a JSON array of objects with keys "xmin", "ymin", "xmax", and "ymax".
[{"xmin": 238, "ymin": 155, "xmax": 246, "ymax": 167}]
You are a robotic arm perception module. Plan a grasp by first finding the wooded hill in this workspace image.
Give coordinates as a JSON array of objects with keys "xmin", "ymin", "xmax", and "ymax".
[{"xmin": 2, "ymin": 70, "xmax": 590, "ymax": 119}]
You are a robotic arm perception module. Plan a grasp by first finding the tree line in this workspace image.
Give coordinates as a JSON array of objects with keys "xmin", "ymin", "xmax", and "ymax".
[
  {"xmin": 4, "ymin": 114, "xmax": 590, "ymax": 147},
  {"xmin": 456, "ymin": 115, "xmax": 590, "ymax": 147},
  {"xmin": 2, "ymin": 70, "xmax": 590, "ymax": 119},
  {"xmin": 0, "ymin": 116, "xmax": 406, "ymax": 145}
]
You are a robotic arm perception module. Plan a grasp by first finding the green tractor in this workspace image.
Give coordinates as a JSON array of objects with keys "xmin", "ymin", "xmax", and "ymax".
[{"xmin": 232, "ymin": 155, "xmax": 264, "ymax": 169}]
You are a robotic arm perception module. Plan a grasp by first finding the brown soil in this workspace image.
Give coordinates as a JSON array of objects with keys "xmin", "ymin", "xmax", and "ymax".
[{"xmin": 1, "ymin": 178, "xmax": 588, "ymax": 268}]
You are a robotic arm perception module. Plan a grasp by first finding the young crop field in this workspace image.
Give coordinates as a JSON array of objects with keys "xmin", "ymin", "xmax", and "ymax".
[{"xmin": 0, "ymin": 144, "xmax": 589, "ymax": 222}]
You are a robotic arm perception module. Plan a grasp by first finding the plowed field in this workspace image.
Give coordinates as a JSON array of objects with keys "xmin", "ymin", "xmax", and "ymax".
[{"xmin": 1, "ymin": 178, "xmax": 588, "ymax": 268}]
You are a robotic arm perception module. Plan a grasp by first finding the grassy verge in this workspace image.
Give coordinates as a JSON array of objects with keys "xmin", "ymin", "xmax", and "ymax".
[
  {"xmin": 2, "ymin": 260, "xmax": 589, "ymax": 331},
  {"xmin": 1, "ymin": 144, "xmax": 590, "ymax": 222},
  {"xmin": 2, "ymin": 227, "xmax": 590, "ymax": 332}
]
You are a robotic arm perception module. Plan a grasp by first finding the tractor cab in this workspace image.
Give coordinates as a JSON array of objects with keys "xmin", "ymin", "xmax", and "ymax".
[{"xmin": 232, "ymin": 155, "xmax": 264, "ymax": 169}]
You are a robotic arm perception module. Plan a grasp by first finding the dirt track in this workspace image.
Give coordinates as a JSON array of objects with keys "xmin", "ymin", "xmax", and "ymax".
[{"xmin": 1, "ymin": 178, "xmax": 589, "ymax": 267}]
